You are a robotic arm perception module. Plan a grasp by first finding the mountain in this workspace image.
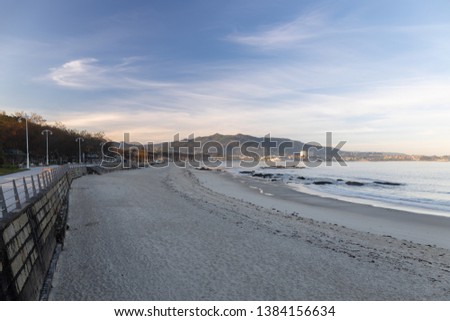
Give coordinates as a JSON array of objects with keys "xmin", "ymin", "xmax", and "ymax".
[
  {"xmin": 170, "ymin": 133, "xmax": 332, "ymax": 159},
  {"xmin": 193, "ymin": 133, "xmax": 309, "ymax": 156},
  {"xmin": 129, "ymin": 133, "xmax": 449, "ymax": 162}
]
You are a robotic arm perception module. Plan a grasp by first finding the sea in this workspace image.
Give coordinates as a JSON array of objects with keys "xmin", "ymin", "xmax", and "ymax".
[{"xmin": 228, "ymin": 161, "xmax": 450, "ymax": 217}]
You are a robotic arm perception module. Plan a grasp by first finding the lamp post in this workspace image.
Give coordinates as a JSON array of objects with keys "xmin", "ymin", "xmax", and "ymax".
[
  {"xmin": 41, "ymin": 129, "xmax": 53, "ymax": 166},
  {"xmin": 75, "ymin": 137, "xmax": 84, "ymax": 164},
  {"xmin": 18, "ymin": 114, "xmax": 30, "ymax": 169},
  {"xmin": 99, "ymin": 141, "xmax": 106, "ymax": 156}
]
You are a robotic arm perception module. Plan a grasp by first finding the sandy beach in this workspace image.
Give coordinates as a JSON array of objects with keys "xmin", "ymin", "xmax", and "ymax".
[{"xmin": 49, "ymin": 165, "xmax": 450, "ymax": 300}]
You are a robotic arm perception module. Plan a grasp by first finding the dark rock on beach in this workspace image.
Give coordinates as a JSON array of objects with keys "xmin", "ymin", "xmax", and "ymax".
[
  {"xmin": 252, "ymin": 173, "xmax": 274, "ymax": 179},
  {"xmin": 313, "ymin": 181, "xmax": 333, "ymax": 185},
  {"xmin": 374, "ymin": 181, "xmax": 402, "ymax": 186},
  {"xmin": 346, "ymin": 181, "xmax": 365, "ymax": 186}
]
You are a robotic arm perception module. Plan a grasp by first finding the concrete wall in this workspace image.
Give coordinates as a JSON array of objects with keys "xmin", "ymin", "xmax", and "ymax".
[{"xmin": 0, "ymin": 166, "xmax": 87, "ymax": 300}]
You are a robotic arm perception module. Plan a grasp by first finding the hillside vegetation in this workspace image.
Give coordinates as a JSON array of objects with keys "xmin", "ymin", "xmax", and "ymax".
[{"xmin": 0, "ymin": 111, "xmax": 106, "ymax": 167}]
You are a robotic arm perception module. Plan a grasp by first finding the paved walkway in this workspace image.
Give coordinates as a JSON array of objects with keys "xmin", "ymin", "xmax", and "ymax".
[{"xmin": 0, "ymin": 166, "xmax": 59, "ymax": 184}]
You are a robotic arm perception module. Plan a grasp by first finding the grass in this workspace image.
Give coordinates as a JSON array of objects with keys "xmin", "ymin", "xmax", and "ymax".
[{"xmin": 0, "ymin": 167, "xmax": 27, "ymax": 176}]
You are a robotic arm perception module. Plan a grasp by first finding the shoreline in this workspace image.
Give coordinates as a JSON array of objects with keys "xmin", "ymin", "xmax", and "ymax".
[
  {"xmin": 289, "ymin": 182, "xmax": 450, "ymax": 218},
  {"xmin": 225, "ymin": 161, "xmax": 450, "ymax": 218},
  {"xmin": 192, "ymin": 167, "xmax": 450, "ymax": 250}
]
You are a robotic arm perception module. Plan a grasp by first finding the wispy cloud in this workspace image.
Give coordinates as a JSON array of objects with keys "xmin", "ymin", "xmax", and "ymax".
[
  {"xmin": 46, "ymin": 58, "xmax": 173, "ymax": 90},
  {"xmin": 48, "ymin": 58, "xmax": 104, "ymax": 89},
  {"xmin": 227, "ymin": 11, "xmax": 325, "ymax": 49}
]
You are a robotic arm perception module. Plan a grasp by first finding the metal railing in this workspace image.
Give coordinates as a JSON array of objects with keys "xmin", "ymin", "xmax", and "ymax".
[{"xmin": 0, "ymin": 165, "xmax": 86, "ymax": 219}]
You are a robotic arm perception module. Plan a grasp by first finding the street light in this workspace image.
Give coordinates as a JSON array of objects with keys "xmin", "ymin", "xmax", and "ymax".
[
  {"xmin": 18, "ymin": 114, "xmax": 30, "ymax": 169},
  {"xmin": 75, "ymin": 137, "xmax": 84, "ymax": 164},
  {"xmin": 41, "ymin": 129, "xmax": 53, "ymax": 166}
]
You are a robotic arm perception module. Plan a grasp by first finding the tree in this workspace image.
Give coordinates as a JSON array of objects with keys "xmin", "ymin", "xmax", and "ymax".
[
  {"xmin": 0, "ymin": 111, "xmax": 107, "ymax": 166},
  {"xmin": 0, "ymin": 142, "xmax": 4, "ymax": 166}
]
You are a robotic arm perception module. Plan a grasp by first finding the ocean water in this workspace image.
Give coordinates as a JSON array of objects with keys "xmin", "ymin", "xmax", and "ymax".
[{"xmin": 229, "ymin": 161, "xmax": 450, "ymax": 217}]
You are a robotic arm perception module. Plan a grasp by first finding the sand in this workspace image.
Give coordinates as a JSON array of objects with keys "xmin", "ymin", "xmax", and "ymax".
[{"xmin": 49, "ymin": 165, "xmax": 450, "ymax": 300}]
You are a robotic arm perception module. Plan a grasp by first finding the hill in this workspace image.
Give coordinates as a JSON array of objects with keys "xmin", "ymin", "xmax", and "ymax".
[{"xmin": 162, "ymin": 133, "xmax": 449, "ymax": 161}]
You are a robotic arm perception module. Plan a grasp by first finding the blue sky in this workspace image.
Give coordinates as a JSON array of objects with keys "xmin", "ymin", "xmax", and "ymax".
[{"xmin": 1, "ymin": 0, "xmax": 450, "ymax": 155}]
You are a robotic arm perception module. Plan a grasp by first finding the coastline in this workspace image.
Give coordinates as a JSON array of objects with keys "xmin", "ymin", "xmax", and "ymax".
[
  {"xmin": 227, "ymin": 160, "xmax": 450, "ymax": 218},
  {"xmin": 289, "ymin": 182, "xmax": 450, "ymax": 218},
  {"xmin": 49, "ymin": 165, "xmax": 450, "ymax": 300},
  {"xmin": 194, "ymin": 168, "xmax": 450, "ymax": 249}
]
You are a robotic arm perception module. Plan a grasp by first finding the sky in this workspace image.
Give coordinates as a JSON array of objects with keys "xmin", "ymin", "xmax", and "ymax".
[{"xmin": 1, "ymin": 0, "xmax": 450, "ymax": 155}]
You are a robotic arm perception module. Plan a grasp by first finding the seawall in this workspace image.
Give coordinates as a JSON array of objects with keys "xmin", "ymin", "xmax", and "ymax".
[{"xmin": 0, "ymin": 166, "xmax": 87, "ymax": 300}]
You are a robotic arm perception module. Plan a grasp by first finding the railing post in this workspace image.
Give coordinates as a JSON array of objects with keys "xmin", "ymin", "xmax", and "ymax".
[
  {"xmin": 12, "ymin": 179, "xmax": 21, "ymax": 209},
  {"xmin": 46, "ymin": 171, "xmax": 51, "ymax": 186},
  {"xmin": 37, "ymin": 174, "xmax": 43, "ymax": 191},
  {"xmin": 0, "ymin": 186, "xmax": 8, "ymax": 216},
  {"xmin": 31, "ymin": 175, "xmax": 37, "ymax": 196},
  {"xmin": 41, "ymin": 173, "xmax": 47, "ymax": 189},
  {"xmin": 23, "ymin": 177, "xmax": 30, "ymax": 202},
  {"xmin": 43, "ymin": 172, "xmax": 47, "ymax": 187}
]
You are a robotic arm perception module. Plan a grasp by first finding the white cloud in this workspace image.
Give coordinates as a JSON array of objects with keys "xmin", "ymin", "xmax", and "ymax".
[
  {"xmin": 48, "ymin": 58, "xmax": 102, "ymax": 88},
  {"xmin": 46, "ymin": 58, "xmax": 173, "ymax": 90},
  {"xmin": 227, "ymin": 12, "xmax": 325, "ymax": 49}
]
